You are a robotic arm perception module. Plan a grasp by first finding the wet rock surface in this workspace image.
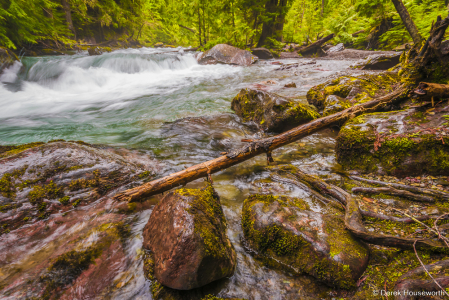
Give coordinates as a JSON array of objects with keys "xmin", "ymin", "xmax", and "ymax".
[
  {"xmin": 326, "ymin": 43, "xmax": 345, "ymax": 53},
  {"xmin": 336, "ymin": 102, "xmax": 449, "ymax": 176},
  {"xmin": 242, "ymin": 193, "xmax": 369, "ymax": 289},
  {"xmin": 360, "ymin": 53, "xmax": 401, "ymax": 70},
  {"xmin": 251, "ymin": 48, "xmax": 273, "ymax": 59},
  {"xmin": 0, "ymin": 47, "xmax": 18, "ymax": 74},
  {"xmin": 0, "ymin": 141, "xmax": 161, "ymax": 299},
  {"xmin": 198, "ymin": 44, "xmax": 258, "ymax": 66},
  {"xmin": 143, "ymin": 184, "xmax": 236, "ymax": 291},
  {"xmin": 306, "ymin": 72, "xmax": 400, "ymax": 111},
  {"xmin": 231, "ymin": 88, "xmax": 319, "ymax": 132}
]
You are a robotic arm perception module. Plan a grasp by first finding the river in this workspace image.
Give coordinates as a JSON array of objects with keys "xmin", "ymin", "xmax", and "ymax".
[{"xmin": 0, "ymin": 47, "xmax": 359, "ymax": 299}]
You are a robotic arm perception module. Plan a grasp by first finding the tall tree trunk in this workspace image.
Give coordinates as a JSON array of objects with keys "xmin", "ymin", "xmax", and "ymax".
[
  {"xmin": 321, "ymin": 0, "xmax": 324, "ymax": 17},
  {"xmin": 198, "ymin": 6, "xmax": 202, "ymax": 46},
  {"xmin": 61, "ymin": 0, "xmax": 76, "ymax": 38},
  {"xmin": 257, "ymin": 0, "xmax": 288, "ymax": 47},
  {"xmin": 391, "ymin": 0, "xmax": 422, "ymax": 44}
]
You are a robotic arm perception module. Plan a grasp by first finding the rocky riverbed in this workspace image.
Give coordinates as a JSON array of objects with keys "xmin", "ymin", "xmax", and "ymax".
[{"xmin": 1, "ymin": 45, "xmax": 449, "ymax": 300}]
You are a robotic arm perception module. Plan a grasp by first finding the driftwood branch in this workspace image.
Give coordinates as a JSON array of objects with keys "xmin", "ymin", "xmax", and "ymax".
[
  {"xmin": 352, "ymin": 186, "xmax": 434, "ymax": 202},
  {"xmin": 414, "ymin": 82, "xmax": 449, "ymax": 99},
  {"xmin": 113, "ymin": 86, "xmax": 408, "ymax": 202}
]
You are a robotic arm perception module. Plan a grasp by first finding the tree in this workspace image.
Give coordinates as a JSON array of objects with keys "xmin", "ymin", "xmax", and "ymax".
[
  {"xmin": 61, "ymin": 0, "xmax": 75, "ymax": 38},
  {"xmin": 390, "ymin": 0, "xmax": 422, "ymax": 44},
  {"xmin": 257, "ymin": 0, "xmax": 291, "ymax": 47}
]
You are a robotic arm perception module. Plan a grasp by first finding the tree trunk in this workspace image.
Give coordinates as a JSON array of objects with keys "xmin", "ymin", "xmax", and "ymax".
[
  {"xmin": 321, "ymin": 0, "xmax": 324, "ymax": 17},
  {"xmin": 113, "ymin": 86, "xmax": 408, "ymax": 203},
  {"xmin": 198, "ymin": 6, "xmax": 202, "ymax": 46},
  {"xmin": 61, "ymin": 0, "xmax": 76, "ymax": 38},
  {"xmin": 391, "ymin": 0, "xmax": 422, "ymax": 44},
  {"xmin": 296, "ymin": 33, "xmax": 334, "ymax": 55},
  {"xmin": 257, "ymin": 0, "xmax": 288, "ymax": 47}
]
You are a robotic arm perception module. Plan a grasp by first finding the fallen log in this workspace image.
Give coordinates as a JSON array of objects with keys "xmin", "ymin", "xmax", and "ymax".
[
  {"xmin": 297, "ymin": 34, "xmax": 334, "ymax": 56},
  {"xmin": 113, "ymin": 86, "xmax": 408, "ymax": 202}
]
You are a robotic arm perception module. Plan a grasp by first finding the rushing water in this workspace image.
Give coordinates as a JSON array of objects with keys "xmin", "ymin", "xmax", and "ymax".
[{"xmin": 0, "ymin": 48, "xmax": 358, "ymax": 299}]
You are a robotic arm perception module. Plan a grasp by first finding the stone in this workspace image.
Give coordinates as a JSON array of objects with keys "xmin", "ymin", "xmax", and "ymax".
[
  {"xmin": 88, "ymin": 47, "xmax": 102, "ymax": 56},
  {"xmin": 0, "ymin": 47, "xmax": 19, "ymax": 74},
  {"xmin": 361, "ymin": 53, "xmax": 401, "ymax": 70},
  {"xmin": 284, "ymin": 82, "xmax": 296, "ymax": 88},
  {"xmin": 251, "ymin": 48, "xmax": 273, "ymax": 59},
  {"xmin": 242, "ymin": 194, "xmax": 369, "ymax": 289},
  {"xmin": 0, "ymin": 141, "xmax": 160, "ymax": 298},
  {"xmin": 326, "ymin": 43, "xmax": 345, "ymax": 53},
  {"xmin": 198, "ymin": 44, "xmax": 258, "ymax": 66},
  {"xmin": 231, "ymin": 88, "xmax": 319, "ymax": 132},
  {"xmin": 154, "ymin": 42, "xmax": 164, "ymax": 48},
  {"xmin": 143, "ymin": 184, "xmax": 236, "ymax": 290},
  {"xmin": 336, "ymin": 106, "xmax": 449, "ymax": 176},
  {"xmin": 306, "ymin": 72, "xmax": 400, "ymax": 111},
  {"xmin": 322, "ymin": 95, "xmax": 352, "ymax": 117}
]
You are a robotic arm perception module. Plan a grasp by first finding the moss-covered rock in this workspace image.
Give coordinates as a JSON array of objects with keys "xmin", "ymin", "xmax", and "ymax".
[
  {"xmin": 306, "ymin": 72, "xmax": 400, "ymax": 111},
  {"xmin": 143, "ymin": 183, "xmax": 236, "ymax": 291},
  {"xmin": 242, "ymin": 194, "xmax": 369, "ymax": 289},
  {"xmin": 336, "ymin": 106, "xmax": 449, "ymax": 176},
  {"xmin": 231, "ymin": 88, "xmax": 319, "ymax": 132},
  {"xmin": 0, "ymin": 47, "xmax": 19, "ymax": 74}
]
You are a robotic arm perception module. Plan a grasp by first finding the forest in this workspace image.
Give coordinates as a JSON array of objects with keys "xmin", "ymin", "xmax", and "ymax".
[{"xmin": 1, "ymin": 0, "xmax": 448, "ymax": 51}]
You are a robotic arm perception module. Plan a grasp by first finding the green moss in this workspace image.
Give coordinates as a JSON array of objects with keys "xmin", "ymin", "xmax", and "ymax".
[
  {"xmin": 0, "ymin": 166, "xmax": 27, "ymax": 198},
  {"xmin": 176, "ymin": 183, "xmax": 229, "ymax": 259},
  {"xmin": 58, "ymin": 196, "xmax": 70, "ymax": 205},
  {"xmin": 0, "ymin": 142, "xmax": 44, "ymax": 159},
  {"xmin": 72, "ymin": 199, "xmax": 81, "ymax": 207},
  {"xmin": 27, "ymin": 180, "xmax": 63, "ymax": 204}
]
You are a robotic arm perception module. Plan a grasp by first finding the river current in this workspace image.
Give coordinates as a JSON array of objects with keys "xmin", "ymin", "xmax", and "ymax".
[{"xmin": 0, "ymin": 47, "xmax": 357, "ymax": 299}]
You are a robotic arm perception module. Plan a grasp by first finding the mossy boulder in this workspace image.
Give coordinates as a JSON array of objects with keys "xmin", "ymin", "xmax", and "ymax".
[
  {"xmin": 198, "ymin": 44, "xmax": 258, "ymax": 66},
  {"xmin": 142, "ymin": 183, "xmax": 236, "ymax": 290},
  {"xmin": 242, "ymin": 194, "xmax": 369, "ymax": 289},
  {"xmin": 0, "ymin": 47, "xmax": 19, "ymax": 74},
  {"xmin": 231, "ymin": 88, "xmax": 319, "ymax": 132},
  {"xmin": 306, "ymin": 72, "xmax": 400, "ymax": 111},
  {"xmin": 251, "ymin": 48, "xmax": 273, "ymax": 59},
  {"xmin": 336, "ymin": 106, "xmax": 449, "ymax": 176},
  {"xmin": 322, "ymin": 95, "xmax": 352, "ymax": 117}
]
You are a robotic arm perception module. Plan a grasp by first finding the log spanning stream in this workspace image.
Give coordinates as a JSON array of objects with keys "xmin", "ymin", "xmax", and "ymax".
[{"xmin": 0, "ymin": 48, "xmax": 364, "ymax": 299}]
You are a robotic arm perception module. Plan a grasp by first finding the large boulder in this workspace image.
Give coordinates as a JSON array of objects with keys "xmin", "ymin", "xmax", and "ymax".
[
  {"xmin": 0, "ymin": 141, "xmax": 160, "ymax": 299},
  {"xmin": 231, "ymin": 88, "xmax": 319, "ymax": 132},
  {"xmin": 326, "ymin": 43, "xmax": 344, "ymax": 53},
  {"xmin": 306, "ymin": 72, "xmax": 400, "ymax": 112},
  {"xmin": 143, "ymin": 184, "xmax": 236, "ymax": 290},
  {"xmin": 242, "ymin": 194, "xmax": 369, "ymax": 289},
  {"xmin": 336, "ymin": 105, "xmax": 449, "ymax": 176},
  {"xmin": 360, "ymin": 53, "xmax": 401, "ymax": 70},
  {"xmin": 0, "ymin": 47, "xmax": 18, "ymax": 74},
  {"xmin": 198, "ymin": 44, "xmax": 258, "ymax": 66},
  {"xmin": 251, "ymin": 48, "xmax": 273, "ymax": 59}
]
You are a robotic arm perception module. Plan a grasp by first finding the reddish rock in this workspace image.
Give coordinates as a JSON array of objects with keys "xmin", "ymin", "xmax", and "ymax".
[
  {"xmin": 198, "ymin": 44, "xmax": 258, "ymax": 66},
  {"xmin": 143, "ymin": 184, "xmax": 236, "ymax": 290}
]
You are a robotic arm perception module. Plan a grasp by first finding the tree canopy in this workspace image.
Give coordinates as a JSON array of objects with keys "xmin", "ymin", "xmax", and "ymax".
[{"xmin": 0, "ymin": 0, "xmax": 447, "ymax": 50}]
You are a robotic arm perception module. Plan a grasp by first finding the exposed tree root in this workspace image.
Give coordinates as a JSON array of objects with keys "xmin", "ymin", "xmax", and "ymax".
[
  {"xmin": 352, "ymin": 186, "xmax": 434, "ymax": 202},
  {"xmin": 349, "ymin": 176, "xmax": 449, "ymax": 201},
  {"xmin": 273, "ymin": 166, "xmax": 449, "ymax": 253}
]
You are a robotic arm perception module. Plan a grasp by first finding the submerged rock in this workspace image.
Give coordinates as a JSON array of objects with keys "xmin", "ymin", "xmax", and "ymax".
[
  {"xmin": 198, "ymin": 44, "xmax": 258, "ymax": 66},
  {"xmin": 231, "ymin": 88, "xmax": 319, "ymax": 132},
  {"xmin": 251, "ymin": 48, "xmax": 273, "ymax": 59},
  {"xmin": 143, "ymin": 183, "xmax": 236, "ymax": 290},
  {"xmin": 242, "ymin": 194, "xmax": 369, "ymax": 289},
  {"xmin": 306, "ymin": 72, "xmax": 400, "ymax": 111},
  {"xmin": 336, "ymin": 105, "xmax": 449, "ymax": 176}
]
